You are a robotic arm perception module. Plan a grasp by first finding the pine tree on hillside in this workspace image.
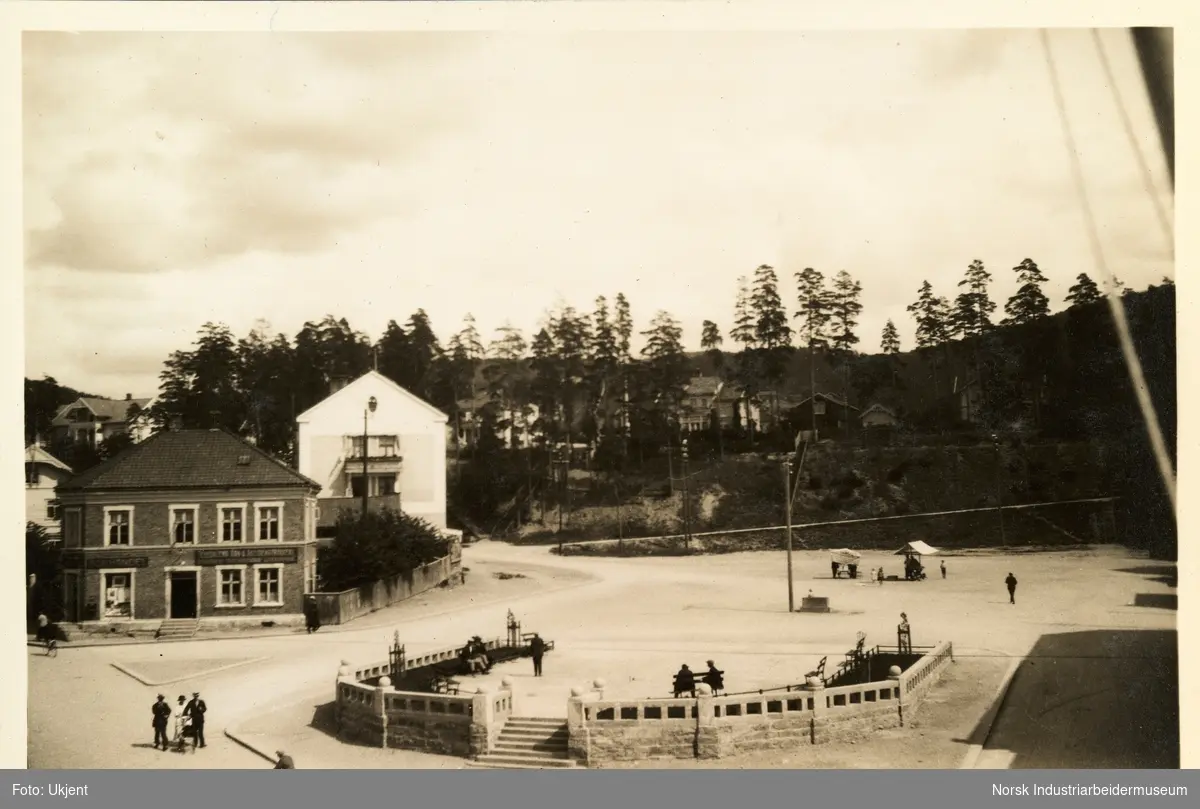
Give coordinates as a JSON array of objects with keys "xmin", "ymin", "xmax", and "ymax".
[
  {"xmin": 1002, "ymin": 258, "xmax": 1050, "ymax": 326},
  {"xmin": 951, "ymin": 260, "xmax": 996, "ymax": 338},
  {"xmin": 613, "ymin": 293, "xmax": 634, "ymax": 438},
  {"xmin": 880, "ymin": 319, "xmax": 901, "ymax": 354},
  {"xmin": 1065, "ymin": 273, "xmax": 1103, "ymax": 306},
  {"xmin": 640, "ymin": 310, "xmax": 688, "ymax": 415},
  {"xmin": 486, "ymin": 323, "xmax": 529, "ymax": 448},
  {"xmin": 793, "ymin": 267, "xmax": 832, "ymax": 350},
  {"xmin": 906, "ymin": 281, "xmax": 953, "ymax": 402},
  {"xmin": 751, "ymin": 264, "xmax": 793, "ymax": 349},
  {"xmin": 701, "ymin": 319, "xmax": 724, "ymax": 372},
  {"xmin": 730, "ymin": 276, "xmax": 757, "ymax": 348}
]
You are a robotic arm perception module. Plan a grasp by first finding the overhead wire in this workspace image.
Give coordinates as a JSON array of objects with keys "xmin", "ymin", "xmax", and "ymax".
[
  {"xmin": 1038, "ymin": 29, "xmax": 1176, "ymax": 517},
  {"xmin": 1089, "ymin": 28, "xmax": 1175, "ymax": 258}
]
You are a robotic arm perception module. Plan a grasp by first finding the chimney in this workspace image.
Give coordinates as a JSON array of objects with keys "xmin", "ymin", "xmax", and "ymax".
[
  {"xmin": 125, "ymin": 393, "xmax": 132, "ymax": 401},
  {"xmin": 329, "ymin": 376, "xmax": 350, "ymax": 396},
  {"xmin": 168, "ymin": 415, "xmax": 184, "ymax": 432}
]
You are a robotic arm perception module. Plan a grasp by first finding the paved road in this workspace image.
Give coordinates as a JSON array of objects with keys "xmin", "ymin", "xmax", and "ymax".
[{"xmin": 28, "ymin": 542, "xmax": 1177, "ymax": 769}]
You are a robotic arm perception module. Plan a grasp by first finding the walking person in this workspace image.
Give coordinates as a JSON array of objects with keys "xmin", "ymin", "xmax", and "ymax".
[
  {"xmin": 184, "ymin": 691, "xmax": 207, "ymax": 748},
  {"xmin": 1005, "ymin": 572, "xmax": 1018, "ymax": 605},
  {"xmin": 940, "ymin": 560, "xmax": 946, "ymax": 579},
  {"xmin": 530, "ymin": 633, "xmax": 546, "ymax": 677},
  {"xmin": 151, "ymin": 694, "xmax": 172, "ymax": 752}
]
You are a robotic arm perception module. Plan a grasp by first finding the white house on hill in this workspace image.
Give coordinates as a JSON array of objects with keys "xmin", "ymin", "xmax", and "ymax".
[
  {"xmin": 25, "ymin": 444, "xmax": 73, "ymax": 539},
  {"xmin": 296, "ymin": 371, "xmax": 449, "ymax": 530}
]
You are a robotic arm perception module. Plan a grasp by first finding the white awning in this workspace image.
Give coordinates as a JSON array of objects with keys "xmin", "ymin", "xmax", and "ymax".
[{"xmin": 894, "ymin": 540, "xmax": 939, "ymax": 556}]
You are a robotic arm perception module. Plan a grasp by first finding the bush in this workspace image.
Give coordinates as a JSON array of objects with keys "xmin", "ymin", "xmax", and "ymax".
[{"xmin": 318, "ymin": 508, "xmax": 449, "ymax": 591}]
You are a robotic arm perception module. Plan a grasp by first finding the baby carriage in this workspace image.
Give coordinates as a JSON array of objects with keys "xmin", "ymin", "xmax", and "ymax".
[{"xmin": 173, "ymin": 713, "xmax": 196, "ymax": 753}]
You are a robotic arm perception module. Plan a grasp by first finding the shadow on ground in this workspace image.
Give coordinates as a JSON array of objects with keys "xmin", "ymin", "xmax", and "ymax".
[
  {"xmin": 1133, "ymin": 593, "xmax": 1177, "ymax": 610},
  {"xmin": 1115, "ymin": 565, "xmax": 1178, "ymax": 588},
  {"xmin": 309, "ymin": 702, "xmax": 340, "ymax": 740},
  {"xmin": 972, "ymin": 629, "xmax": 1178, "ymax": 768}
]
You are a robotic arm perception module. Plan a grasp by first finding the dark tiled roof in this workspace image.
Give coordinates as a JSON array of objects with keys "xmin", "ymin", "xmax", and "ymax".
[
  {"xmin": 58, "ymin": 429, "xmax": 320, "ymax": 492},
  {"xmin": 51, "ymin": 396, "xmax": 150, "ymax": 427}
]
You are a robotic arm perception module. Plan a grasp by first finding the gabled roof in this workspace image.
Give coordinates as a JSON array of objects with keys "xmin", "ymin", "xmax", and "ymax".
[
  {"xmin": 58, "ymin": 429, "xmax": 321, "ymax": 492},
  {"xmin": 793, "ymin": 392, "xmax": 859, "ymax": 410},
  {"xmin": 860, "ymin": 403, "xmax": 898, "ymax": 418},
  {"xmin": 25, "ymin": 445, "xmax": 72, "ymax": 473},
  {"xmin": 51, "ymin": 396, "xmax": 150, "ymax": 426},
  {"xmin": 296, "ymin": 370, "xmax": 448, "ymax": 424}
]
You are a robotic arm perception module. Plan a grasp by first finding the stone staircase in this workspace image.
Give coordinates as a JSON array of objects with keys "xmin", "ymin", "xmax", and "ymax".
[
  {"xmin": 469, "ymin": 717, "xmax": 579, "ymax": 769},
  {"xmin": 156, "ymin": 619, "xmax": 200, "ymax": 641}
]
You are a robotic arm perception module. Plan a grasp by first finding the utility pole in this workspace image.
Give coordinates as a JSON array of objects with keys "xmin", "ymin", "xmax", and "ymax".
[
  {"xmin": 362, "ymin": 396, "xmax": 377, "ymax": 516},
  {"xmin": 991, "ymin": 434, "xmax": 1008, "ymax": 545},
  {"xmin": 784, "ymin": 457, "xmax": 795, "ymax": 613},
  {"xmin": 681, "ymin": 438, "xmax": 691, "ymax": 548}
]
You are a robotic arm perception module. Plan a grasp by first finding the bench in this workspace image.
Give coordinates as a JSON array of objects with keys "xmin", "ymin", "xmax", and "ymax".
[{"xmin": 806, "ymin": 656, "xmax": 827, "ymax": 684}]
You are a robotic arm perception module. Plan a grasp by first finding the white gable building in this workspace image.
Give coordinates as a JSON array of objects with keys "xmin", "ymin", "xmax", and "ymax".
[{"xmin": 296, "ymin": 371, "xmax": 449, "ymax": 530}]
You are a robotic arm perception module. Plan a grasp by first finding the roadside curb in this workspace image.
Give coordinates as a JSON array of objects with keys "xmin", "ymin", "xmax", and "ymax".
[
  {"xmin": 111, "ymin": 656, "xmax": 270, "ymax": 686},
  {"xmin": 958, "ymin": 656, "xmax": 1023, "ymax": 770},
  {"xmin": 223, "ymin": 727, "xmax": 278, "ymax": 766}
]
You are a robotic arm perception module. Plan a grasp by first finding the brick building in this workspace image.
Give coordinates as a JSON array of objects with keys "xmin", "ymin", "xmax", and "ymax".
[{"xmin": 55, "ymin": 428, "xmax": 321, "ymax": 631}]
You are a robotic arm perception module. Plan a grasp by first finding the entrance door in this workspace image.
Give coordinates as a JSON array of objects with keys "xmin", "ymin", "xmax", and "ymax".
[
  {"xmin": 169, "ymin": 572, "xmax": 198, "ymax": 619},
  {"xmin": 63, "ymin": 572, "xmax": 80, "ymax": 623}
]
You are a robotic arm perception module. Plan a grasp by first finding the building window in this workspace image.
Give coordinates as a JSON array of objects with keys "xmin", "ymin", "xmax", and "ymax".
[
  {"xmin": 46, "ymin": 501, "xmax": 60, "ymax": 520},
  {"xmin": 25, "ymin": 465, "xmax": 38, "ymax": 486},
  {"xmin": 254, "ymin": 565, "xmax": 283, "ymax": 606},
  {"xmin": 103, "ymin": 571, "xmax": 134, "ymax": 619},
  {"xmin": 813, "ymin": 400, "xmax": 826, "ymax": 415},
  {"xmin": 351, "ymin": 475, "xmax": 395, "ymax": 498},
  {"xmin": 104, "ymin": 507, "xmax": 133, "ymax": 546},
  {"xmin": 217, "ymin": 567, "xmax": 245, "ymax": 607},
  {"xmin": 63, "ymin": 508, "xmax": 82, "ymax": 548},
  {"xmin": 256, "ymin": 503, "xmax": 282, "ymax": 542},
  {"xmin": 170, "ymin": 505, "xmax": 198, "ymax": 544},
  {"xmin": 378, "ymin": 436, "xmax": 398, "ymax": 457},
  {"xmin": 219, "ymin": 504, "xmax": 246, "ymax": 542}
]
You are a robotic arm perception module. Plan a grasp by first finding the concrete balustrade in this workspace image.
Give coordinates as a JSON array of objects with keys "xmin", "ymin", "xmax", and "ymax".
[{"xmin": 567, "ymin": 640, "xmax": 955, "ymax": 765}]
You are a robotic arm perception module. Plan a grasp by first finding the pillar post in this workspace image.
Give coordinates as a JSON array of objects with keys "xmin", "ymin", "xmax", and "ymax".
[
  {"xmin": 567, "ymin": 687, "xmax": 591, "ymax": 765},
  {"xmin": 695, "ymin": 683, "xmax": 718, "ymax": 759},
  {"xmin": 470, "ymin": 686, "xmax": 494, "ymax": 758},
  {"xmin": 806, "ymin": 678, "xmax": 827, "ymax": 745}
]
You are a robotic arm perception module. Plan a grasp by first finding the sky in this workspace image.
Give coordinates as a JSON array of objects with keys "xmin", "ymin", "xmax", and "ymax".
[{"xmin": 23, "ymin": 28, "xmax": 1174, "ymax": 400}]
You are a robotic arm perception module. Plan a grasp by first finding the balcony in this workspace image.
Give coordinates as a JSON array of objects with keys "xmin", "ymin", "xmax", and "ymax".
[{"xmin": 345, "ymin": 435, "xmax": 402, "ymax": 461}]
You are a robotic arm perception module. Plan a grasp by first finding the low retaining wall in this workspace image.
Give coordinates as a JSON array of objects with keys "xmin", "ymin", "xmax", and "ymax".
[
  {"xmin": 333, "ymin": 640, "xmax": 514, "ymax": 758},
  {"xmin": 567, "ymin": 640, "xmax": 954, "ymax": 765},
  {"xmin": 312, "ymin": 538, "xmax": 463, "ymax": 625}
]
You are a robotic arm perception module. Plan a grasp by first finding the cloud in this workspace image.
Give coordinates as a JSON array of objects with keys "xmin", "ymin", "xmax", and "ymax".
[{"xmin": 24, "ymin": 32, "xmax": 480, "ymax": 275}]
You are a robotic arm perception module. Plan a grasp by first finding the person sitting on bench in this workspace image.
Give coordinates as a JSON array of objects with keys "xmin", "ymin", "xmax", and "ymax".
[
  {"xmin": 673, "ymin": 664, "xmax": 697, "ymax": 698},
  {"xmin": 702, "ymin": 660, "xmax": 725, "ymax": 694}
]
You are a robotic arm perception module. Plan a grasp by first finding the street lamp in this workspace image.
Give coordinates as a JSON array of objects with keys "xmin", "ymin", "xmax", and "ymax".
[
  {"xmin": 681, "ymin": 438, "xmax": 691, "ymax": 548},
  {"xmin": 362, "ymin": 396, "xmax": 378, "ymax": 516},
  {"xmin": 784, "ymin": 458, "xmax": 795, "ymax": 613},
  {"xmin": 991, "ymin": 433, "xmax": 1007, "ymax": 545}
]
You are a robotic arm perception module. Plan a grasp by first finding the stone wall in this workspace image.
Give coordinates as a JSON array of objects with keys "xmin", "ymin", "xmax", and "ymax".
[
  {"xmin": 569, "ymin": 641, "xmax": 955, "ymax": 765},
  {"xmin": 333, "ymin": 660, "xmax": 513, "ymax": 759}
]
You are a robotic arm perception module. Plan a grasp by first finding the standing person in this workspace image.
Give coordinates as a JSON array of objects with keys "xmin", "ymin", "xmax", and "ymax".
[
  {"xmin": 304, "ymin": 598, "xmax": 321, "ymax": 634},
  {"xmin": 940, "ymin": 560, "xmax": 947, "ymax": 579},
  {"xmin": 151, "ymin": 694, "xmax": 172, "ymax": 752},
  {"xmin": 529, "ymin": 633, "xmax": 546, "ymax": 677},
  {"xmin": 172, "ymin": 696, "xmax": 188, "ymax": 752},
  {"xmin": 831, "ymin": 560, "xmax": 839, "ymax": 579},
  {"xmin": 1005, "ymin": 572, "xmax": 1018, "ymax": 604},
  {"xmin": 274, "ymin": 750, "xmax": 295, "ymax": 769},
  {"xmin": 184, "ymin": 691, "xmax": 207, "ymax": 748}
]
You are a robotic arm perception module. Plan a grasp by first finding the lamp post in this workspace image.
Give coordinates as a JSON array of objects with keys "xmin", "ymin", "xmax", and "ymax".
[
  {"xmin": 784, "ymin": 458, "xmax": 795, "ymax": 613},
  {"xmin": 681, "ymin": 438, "xmax": 691, "ymax": 548},
  {"xmin": 362, "ymin": 396, "xmax": 377, "ymax": 516},
  {"xmin": 991, "ymin": 433, "xmax": 1007, "ymax": 545}
]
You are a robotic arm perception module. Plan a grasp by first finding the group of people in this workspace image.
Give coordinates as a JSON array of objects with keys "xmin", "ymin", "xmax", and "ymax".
[
  {"xmin": 150, "ymin": 692, "xmax": 207, "ymax": 753},
  {"xmin": 830, "ymin": 561, "xmax": 859, "ymax": 579},
  {"xmin": 672, "ymin": 661, "xmax": 725, "ymax": 698},
  {"xmin": 461, "ymin": 636, "xmax": 493, "ymax": 674}
]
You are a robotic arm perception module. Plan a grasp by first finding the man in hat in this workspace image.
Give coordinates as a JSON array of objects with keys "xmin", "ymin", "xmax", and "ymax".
[
  {"xmin": 151, "ymin": 694, "xmax": 172, "ymax": 751},
  {"xmin": 274, "ymin": 750, "xmax": 295, "ymax": 769},
  {"xmin": 529, "ymin": 633, "xmax": 546, "ymax": 677},
  {"xmin": 184, "ymin": 691, "xmax": 207, "ymax": 748},
  {"xmin": 940, "ymin": 560, "xmax": 946, "ymax": 579},
  {"xmin": 1005, "ymin": 572, "xmax": 1018, "ymax": 604}
]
